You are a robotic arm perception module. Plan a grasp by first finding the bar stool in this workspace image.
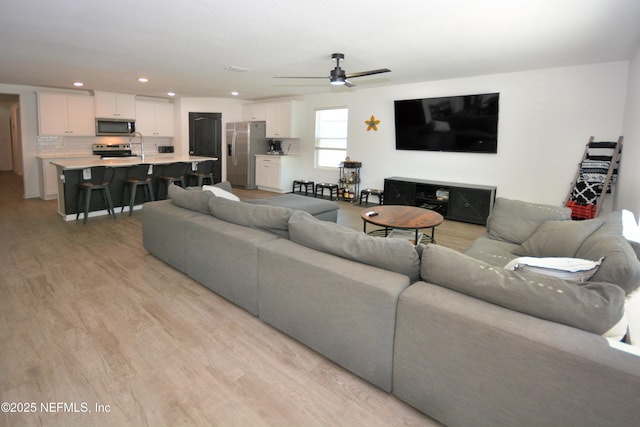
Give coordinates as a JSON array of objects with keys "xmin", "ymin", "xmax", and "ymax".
[
  {"xmin": 76, "ymin": 166, "xmax": 117, "ymax": 224},
  {"xmin": 359, "ymin": 188, "xmax": 384, "ymax": 205},
  {"xmin": 157, "ymin": 162, "xmax": 189, "ymax": 200},
  {"xmin": 314, "ymin": 182, "xmax": 339, "ymax": 200},
  {"xmin": 188, "ymin": 160, "xmax": 215, "ymax": 186},
  {"xmin": 292, "ymin": 179, "xmax": 314, "ymax": 196},
  {"xmin": 121, "ymin": 164, "xmax": 154, "ymax": 216}
]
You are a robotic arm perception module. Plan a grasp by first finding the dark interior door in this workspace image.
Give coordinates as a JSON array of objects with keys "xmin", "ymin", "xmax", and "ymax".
[{"xmin": 189, "ymin": 112, "xmax": 222, "ymax": 183}]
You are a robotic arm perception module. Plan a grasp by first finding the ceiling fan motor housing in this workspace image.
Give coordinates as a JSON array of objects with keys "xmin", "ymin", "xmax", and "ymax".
[{"xmin": 330, "ymin": 67, "xmax": 346, "ymax": 83}]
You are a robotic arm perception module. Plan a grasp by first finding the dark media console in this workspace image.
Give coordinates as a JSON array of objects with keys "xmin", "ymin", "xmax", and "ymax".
[{"xmin": 383, "ymin": 177, "xmax": 496, "ymax": 225}]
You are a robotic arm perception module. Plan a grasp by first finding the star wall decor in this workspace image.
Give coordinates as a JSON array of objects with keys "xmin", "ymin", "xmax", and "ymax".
[{"xmin": 365, "ymin": 115, "xmax": 380, "ymax": 131}]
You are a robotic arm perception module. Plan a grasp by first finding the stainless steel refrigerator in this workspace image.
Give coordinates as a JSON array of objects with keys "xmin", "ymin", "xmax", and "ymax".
[{"xmin": 226, "ymin": 121, "xmax": 267, "ymax": 189}]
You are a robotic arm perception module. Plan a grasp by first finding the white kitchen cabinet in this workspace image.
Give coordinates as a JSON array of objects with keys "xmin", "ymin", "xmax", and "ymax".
[
  {"xmin": 94, "ymin": 91, "xmax": 136, "ymax": 119},
  {"xmin": 255, "ymin": 155, "xmax": 281, "ymax": 190},
  {"xmin": 135, "ymin": 100, "xmax": 174, "ymax": 136},
  {"xmin": 37, "ymin": 92, "xmax": 95, "ymax": 136},
  {"xmin": 255, "ymin": 155, "xmax": 298, "ymax": 192},
  {"xmin": 265, "ymin": 100, "xmax": 301, "ymax": 138},
  {"xmin": 243, "ymin": 102, "xmax": 267, "ymax": 122}
]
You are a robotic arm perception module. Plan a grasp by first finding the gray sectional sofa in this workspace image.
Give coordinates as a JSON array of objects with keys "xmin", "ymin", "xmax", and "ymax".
[{"xmin": 143, "ymin": 185, "xmax": 640, "ymax": 427}]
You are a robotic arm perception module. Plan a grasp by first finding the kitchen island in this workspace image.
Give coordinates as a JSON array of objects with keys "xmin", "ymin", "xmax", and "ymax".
[{"xmin": 50, "ymin": 155, "xmax": 218, "ymax": 220}]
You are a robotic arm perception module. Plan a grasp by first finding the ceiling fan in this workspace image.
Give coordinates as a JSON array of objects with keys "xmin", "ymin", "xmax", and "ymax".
[{"xmin": 274, "ymin": 53, "xmax": 391, "ymax": 87}]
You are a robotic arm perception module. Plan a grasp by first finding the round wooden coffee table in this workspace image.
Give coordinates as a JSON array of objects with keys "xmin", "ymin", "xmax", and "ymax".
[{"xmin": 361, "ymin": 205, "xmax": 444, "ymax": 244}]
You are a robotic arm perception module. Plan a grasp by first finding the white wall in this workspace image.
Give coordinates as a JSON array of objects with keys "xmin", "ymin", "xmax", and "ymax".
[
  {"xmin": 4, "ymin": 59, "xmax": 633, "ymax": 205},
  {"xmin": 0, "ymin": 84, "xmax": 39, "ymax": 198},
  {"xmin": 298, "ymin": 61, "xmax": 628, "ymax": 206},
  {"xmin": 618, "ymin": 44, "xmax": 640, "ymax": 216}
]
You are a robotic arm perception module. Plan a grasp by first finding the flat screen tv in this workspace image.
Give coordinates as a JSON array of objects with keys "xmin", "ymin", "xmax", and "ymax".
[{"xmin": 394, "ymin": 92, "xmax": 499, "ymax": 153}]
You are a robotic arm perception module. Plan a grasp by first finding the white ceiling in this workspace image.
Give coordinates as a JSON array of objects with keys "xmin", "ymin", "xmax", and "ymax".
[{"xmin": 1, "ymin": 0, "xmax": 640, "ymax": 101}]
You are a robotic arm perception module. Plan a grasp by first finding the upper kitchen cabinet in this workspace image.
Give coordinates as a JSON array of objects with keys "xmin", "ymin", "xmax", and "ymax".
[
  {"xmin": 94, "ymin": 91, "xmax": 136, "ymax": 119},
  {"xmin": 243, "ymin": 102, "xmax": 267, "ymax": 122},
  {"xmin": 37, "ymin": 92, "xmax": 95, "ymax": 136},
  {"xmin": 265, "ymin": 100, "xmax": 302, "ymax": 138},
  {"xmin": 135, "ymin": 100, "xmax": 174, "ymax": 137}
]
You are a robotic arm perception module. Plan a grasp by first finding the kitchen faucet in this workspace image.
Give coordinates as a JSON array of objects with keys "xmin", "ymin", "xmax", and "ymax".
[{"xmin": 129, "ymin": 132, "xmax": 145, "ymax": 160}]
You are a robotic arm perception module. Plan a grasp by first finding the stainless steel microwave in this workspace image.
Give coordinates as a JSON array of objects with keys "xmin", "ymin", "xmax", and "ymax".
[{"xmin": 95, "ymin": 119, "xmax": 135, "ymax": 136}]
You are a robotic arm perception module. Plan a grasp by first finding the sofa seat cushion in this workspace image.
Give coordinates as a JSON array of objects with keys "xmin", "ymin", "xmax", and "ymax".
[
  {"xmin": 514, "ymin": 218, "xmax": 605, "ymax": 257},
  {"xmin": 209, "ymin": 197, "xmax": 293, "ymax": 238},
  {"xmin": 465, "ymin": 235, "xmax": 521, "ymax": 267},
  {"xmin": 288, "ymin": 210, "xmax": 420, "ymax": 282},
  {"xmin": 420, "ymin": 244, "xmax": 625, "ymax": 335},
  {"xmin": 247, "ymin": 194, "xmax": 339, "ymax": 222},
  {"xmin": 487, "ymin": 198, "xmax": 571, "ymax": 244}
]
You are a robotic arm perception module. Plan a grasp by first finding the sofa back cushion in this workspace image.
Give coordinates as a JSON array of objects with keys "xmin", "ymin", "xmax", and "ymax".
[
  {"xmin": 487, "ymin": 198, "xmax": 571, "ymax": 244},
  {"xmin": 420, "ymin": 244, "xmax": 625, "ymax": 335},
  {"xmin": 514, "ymin": 218, "xmax": 605, "ymax": 257},
  {"xmin": 168, "ymin": 184, "xmax": 213, "ymax": 214},
  {"xmin": 209, "ymin": 196, "xmax": 293, "ymax": 237},
  {"xmin": 576, "ymin": 234, "xmax": 640, "ymax": 295},
  {"xmin": 622, "ymin": 209, "xmax": 640, "ymax": 259},
  {"xmin": 288, "ymin": 210, "xmax": 420, "ymax": 282}
]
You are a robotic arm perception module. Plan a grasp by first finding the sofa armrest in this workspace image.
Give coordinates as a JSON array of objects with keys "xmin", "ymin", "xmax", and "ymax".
[
  {"xmin": 143, "ymin": 200, "xmax": 204, "ymax": 273},
  {"xmin": 393, "ymin": 282, "xmax": 640, "ymax": 427}
]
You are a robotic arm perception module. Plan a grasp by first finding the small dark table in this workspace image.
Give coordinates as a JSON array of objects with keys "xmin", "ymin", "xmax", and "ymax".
[{"xmin": 361, "ymin": 205, "xmax": 444, "ymax": 244}]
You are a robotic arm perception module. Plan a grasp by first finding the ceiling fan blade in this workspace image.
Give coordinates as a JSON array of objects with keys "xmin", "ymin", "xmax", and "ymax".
[
  {"xmin": 345, "ymin": 68, "xmax": 391, "ymax": 79},
  {"xmin": 273, "ymin": 76, "xmax": 328, "ymax": 79},
  {"xmin": 344, "ymin": 79, "xmax": 355, "ymax": 88}
]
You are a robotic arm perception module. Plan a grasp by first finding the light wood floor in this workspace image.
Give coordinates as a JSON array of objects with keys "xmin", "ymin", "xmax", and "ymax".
[{"xmin": 0, "ymin": 172, "xmax": 483, "ymax": 427}]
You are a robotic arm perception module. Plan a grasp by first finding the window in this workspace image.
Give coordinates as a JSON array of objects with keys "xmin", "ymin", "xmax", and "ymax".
[{"xmin": 315, "ymin": 108, "xmax": 348, "ymax": 168}]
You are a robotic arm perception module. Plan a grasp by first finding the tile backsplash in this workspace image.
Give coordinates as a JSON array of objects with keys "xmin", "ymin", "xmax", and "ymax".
[{"xmin": 37, "ymin": 135, "xmax": 173, "ymax": 157}]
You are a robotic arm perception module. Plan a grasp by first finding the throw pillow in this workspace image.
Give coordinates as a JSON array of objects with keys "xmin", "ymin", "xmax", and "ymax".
[
  {"xmin": 486, "ymin": 198, "xmax": 572, "ymax": 244},
  {"xmin": 504, "ymin": 257, "xmax": 603, "ymax": 282},
  {"xmin": 202, "ymin": 184, "xmax": 240, "ymax": 201},
  {"xmin": 288, "ymin": 210, "xmax": 420, "ymax": 282},
  {"xmin": 515, "ymin": 218, "xmax": 605, "ymax": 257},
  {"xmin": 570, "ymin": 180, "xmax": 601, "ymax": 205},
  {"xmin": 420, "ymin": 244, "xmax": 625, "ymax": 335},
  {"xmin": 168, "ymin": 184, "xmax": 213, "ymax": 214},
  {"xmin": 208, "ymin": 196, "xmax": 292, "ymax": 236}
]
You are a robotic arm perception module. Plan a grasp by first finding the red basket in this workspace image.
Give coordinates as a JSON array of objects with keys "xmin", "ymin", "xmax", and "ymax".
[{"xmin": 566, "ymin": 200, "xmax": 597, "ymax": 220}]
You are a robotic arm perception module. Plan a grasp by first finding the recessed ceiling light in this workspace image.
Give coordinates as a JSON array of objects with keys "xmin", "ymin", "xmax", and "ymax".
[
  {"xmin": 138, "ymin": 77, "xmax": 149, "ymax": 83},
  {"xmin": 231, "ymin": 91, "xmax": 239, "ymax": 96},
  {"xmin": 224, "ymin": 65, "xmax": 249, "ymax": 72},
  {"xmin": 167, "ymin": 92, "xmax": 176, "ymax": 97},
  {"xmin": 73, "ymin": 82, "xmax": 84, "ymax": 87}
]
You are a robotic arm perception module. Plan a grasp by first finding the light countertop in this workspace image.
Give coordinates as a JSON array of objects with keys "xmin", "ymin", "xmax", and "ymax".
[
  {"xmin": 50, "ymin": 155, "xmax": 218, "ymax": 170},
  {"xmin": 255, "ymin": 154, "xmax": 298, "ymax": 157}
]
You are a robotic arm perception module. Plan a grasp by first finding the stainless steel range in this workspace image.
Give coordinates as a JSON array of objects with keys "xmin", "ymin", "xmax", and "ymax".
[{"xmin": 92, "ymin": 143, "xmax": 133, "ymax": 159}]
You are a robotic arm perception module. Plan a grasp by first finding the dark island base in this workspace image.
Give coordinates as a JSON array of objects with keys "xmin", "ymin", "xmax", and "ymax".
[{"xmin": 62, "ymin": 166, "xmax": 219, "ymax": 216}]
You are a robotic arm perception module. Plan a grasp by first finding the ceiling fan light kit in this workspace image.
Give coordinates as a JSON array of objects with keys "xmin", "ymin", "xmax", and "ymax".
[{"xmin": 274, "ymin": 53, "xmax": 390, "ymax": 88}]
